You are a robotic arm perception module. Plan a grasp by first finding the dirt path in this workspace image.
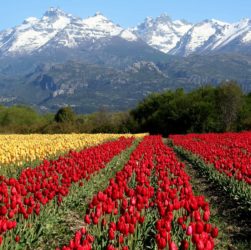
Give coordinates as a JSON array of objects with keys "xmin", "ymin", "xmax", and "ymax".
[{"xmin": 183, "ymin": 158, "xmax": 251, "ymax": 250}]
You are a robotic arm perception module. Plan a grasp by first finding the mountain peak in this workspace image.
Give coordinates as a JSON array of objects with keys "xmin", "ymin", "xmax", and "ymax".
[
  {"xmin": 239, "ymin": 18, "xmax": 251, "ymax": 25},
  {"xmin": 23, "ymin": 17, "xmax": 39, "ymax": 24},
  {"xmin": 90, "ymin": 11, "xmax": 110, "ymax": 21},
  {"xmin": 156, "ymin": 13, "xmax": 172, "ymax": 22},
  {"xmin": 199, "ymin": 18, "xmax": 229, "ymax": 27},
  {"xmin": 94, "ymin": 11, "xmax": 104, "ymax": 17},
  {"xmin": 80, "ymin": 12, "xmax": 111, "ymax": 25},
  {"xmin": 145, "ymin": 16, "xmax": 153, "ymax": 22},
  {"xmin": 210, "ymin": 19, "xmax": 229, "ymax": 25},
  {"xmin": 82, "ymin": 12, "xmax": 117, "ymax": 30},
  {"xmin": 134, "ymin": 14, "xmax": 192, "ymax": 53},
  {"xmin": 43, "ymin": 7, "xmax": 69, "ymax": 18}
]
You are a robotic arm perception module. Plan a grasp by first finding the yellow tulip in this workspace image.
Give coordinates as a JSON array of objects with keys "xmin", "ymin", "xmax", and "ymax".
[{"xmin": 0, "ymin": 133, "xmax": 147, "ymax": 167}]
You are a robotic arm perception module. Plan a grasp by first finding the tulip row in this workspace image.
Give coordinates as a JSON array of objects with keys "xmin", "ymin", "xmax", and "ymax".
[
  {"xmin": 59, "ymin": 136, "xmax": 157, "ymax": 250},
  {"xmin": 154, "ymin": 139, "xmax": 218, "ymax": 250},
  {"xmin": 59, "ymin": 136, "xmax": 218, "ymax": 250},
  {"xmin": 170, "ymin": 132, "xmax": 251, "ymax": 185},
  {"xmin": 0, "ymin": 137, "xmax": 134, "ymax": 247},
  {"xmin": 172, "ymin": 145, "xmax": 251, "ymax": 210},
  {"xmin": 0, "ymin": 133, "xmax": 145, "ymax": 169}
]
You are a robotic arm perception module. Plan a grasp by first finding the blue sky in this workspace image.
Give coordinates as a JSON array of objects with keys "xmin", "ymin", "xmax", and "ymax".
[{"xmin": 0, "ymin": 0, "xmax": 250, "ymax": 31}]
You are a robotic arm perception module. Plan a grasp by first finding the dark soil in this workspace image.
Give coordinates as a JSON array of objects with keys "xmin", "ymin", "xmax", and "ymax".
[{"xmin": 183, "ymin": 159, "xmax": 251, "ymax": 250}]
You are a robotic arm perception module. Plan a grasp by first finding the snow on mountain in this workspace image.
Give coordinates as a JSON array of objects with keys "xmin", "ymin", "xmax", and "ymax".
[
  {"xmin": 170, "ymin": 19, "xmax": 230, "ymax": 56},
  {"xmin": 119, "ymin": 30, "xmax": 138, "ymax": 42},
  {"xmin": 0, "ymin": 8, "xmax": 73, "ymax": 54},
  {"xmin": 81, "ymin": 12, "xmax": 120, "ymax": 37},
  {"xmin": 133, "ymin": 13, "xmax": 251, "ymax": 56},
  {"xmin": 243, "ymin": 31, "xmax": 251, "ymax": 43},
  {"xmin": 0, "ymin": 8, "xmax": 138, "ymax": 56},
  {"xmin": 78, "ymin": 12, "xmax": 137, "ymax": 41},
  {"xmin": 47, "ymin": 12, "xmax": 138, "ymax": 49},
  {"xmin": 170, "ymin": 18, "xmax": 251, "ymax": 56},
  {"xmin": 212, "ymin": 18, "xmax": 251, "ymax": 49},
  {"xmin": 0, "ymin": 8, "xmax": 251, "ymax": 57},
  {"xmin": 132, "ymin": 14, "xmax": 192, "ymax": 53}
]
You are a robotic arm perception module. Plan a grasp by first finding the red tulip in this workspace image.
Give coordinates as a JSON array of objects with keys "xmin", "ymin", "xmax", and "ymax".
[
  {"xmin": 108, "ymin": 229, "xmax": 115, "ymax": 240},
  {"xmin": 15, "ymin": 235, "xmax": 20, "ymax": 243},
  {"xmin": 84, "ymin": 215, "xmax": 91, "ymax": 224},
  {"xmin": 196, "ymin": 221, "xmax": 204, "ymax": 234},
  {"xmin": 203, "ymin": 210, "xmax": 210, "ymax": 222},
  {"xmin": 211, "ymin": 227, "xmax": 219, "ymax": 238},
  {"xmin": 196, "ymin": 239, "xmax": 204, "ymax": 250},
  {"xmin": 186, "ymin": 225, "xmax": 193, "ymax": 235},
  {"xmin": 157, "ymin": 237, "xmax": 167, "ymax": 249},
  {"xmin": 181, "ymin": 239, "xmax": 189, "ymax": 250}
]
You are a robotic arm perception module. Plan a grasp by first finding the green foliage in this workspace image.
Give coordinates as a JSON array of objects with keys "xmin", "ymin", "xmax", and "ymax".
[
  {"xmin": 0, "ymin": 105, "xmax": 136, "ymax": 134},
  {"xmin": 215, "ymin": 81, "xmax": 243, "ymax": 131},
  {"xmin": 55, "ymin": 106, "xmax": 76, "ymax": 123},
  {"xmin": 0, "ymin": 105, "xmax": 52, "ymax": 133},
  {"xmin": 0, "ymin": 81, "xmax": 250, "ymax": 135},
  {"xmin": 237, "ymin": 93, "xmax": 251, "ymax": 131},
  {"xmin": 131, "ymin": 81, "xmax": 251, "ymax": 136}
]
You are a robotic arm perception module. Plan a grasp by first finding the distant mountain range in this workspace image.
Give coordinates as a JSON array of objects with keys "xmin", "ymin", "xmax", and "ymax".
[
  {"xmin": 134, "ymin": 15, "xmax": 251, "ymax": 56},
  {"xmin": 0, "ymin": 8, "xmax": 251, "ymax": 112},
  {"xmin": 1, "ymin": 8, "xmax": 251, "ymax": 56}
]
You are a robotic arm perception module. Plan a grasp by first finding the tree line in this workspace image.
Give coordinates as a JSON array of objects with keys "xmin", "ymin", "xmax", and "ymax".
[
  {"xmin": 132, "ymin": 81, "xmax": 251, "ymax": 136},
  {"xmin": 0, "ymin": 81, "xmax": 250, "ymax": 135},
  {"xmin": 0, "ymin": 105, "xmax": 136, "ymax": 134}
]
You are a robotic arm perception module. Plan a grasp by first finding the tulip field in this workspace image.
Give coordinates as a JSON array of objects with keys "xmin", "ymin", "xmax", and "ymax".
[
  {"xmin": 170, "ymin": 132, "xmax": 251, "ymax": 208},
  {"xmin": 0, "ymin": 133, "xmax": 250, "ymax": 249},
  {"xmin": 170, "ymin": 132, "xmax": 251, "ymax": 185},
  {"xmin": 0, "ymin": 134, "xmax": 146, "ymax": 168}
]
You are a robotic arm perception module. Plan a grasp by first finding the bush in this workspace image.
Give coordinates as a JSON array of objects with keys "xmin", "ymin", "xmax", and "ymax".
[{"xmin": 55, "ymin": 106, "xmax": 76, "ymax": 123}]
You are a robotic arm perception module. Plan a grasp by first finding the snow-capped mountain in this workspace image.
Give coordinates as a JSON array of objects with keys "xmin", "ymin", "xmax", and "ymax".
[
  {"xmin": 212, "ymin": 18, "xmax": 251, "ymax": 54},
  {"xmin": 170, "ymin": 18, "xmax": 251, "ymax": 56},
  {"xmin": 46, "ymin": 11, "xmax": 138, "ymax": 49},
  {"xmin": 0, "ymin": 8, "xmax": 251, "ymax": 58},
  {"xmin": 0, "ymin": 8, "xmax": 138, "ymax": 56},
  {"xmin": 132, "ymin": 14, "xmax": 192, "ymax": 53},
  {"xmin": 1, "ymin": 8, "xmax": 251, "ymax": 113},
  {"xmin": 0, "ymin": 8, "xmax": 73, "ymax": 55},
  {"xmin": 169, "ymin": 19, "xmax": 231, "ymax": 56}
]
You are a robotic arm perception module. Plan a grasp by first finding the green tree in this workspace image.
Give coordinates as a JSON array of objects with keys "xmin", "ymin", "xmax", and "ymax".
[
  {"xmin": 55, "ymin": 106, "xmax": 76, "ymax": 123},
  {"xmin": 238, "ymin": 92, "xmax": 251, "ymax": 130},
  {"xmin": 0, "ymin": 106, "xmax": 43, "ymax": 133},
  {"xmin": 216, "ymin": 81, "xmax": 243, "ymax": 131},
  {"xmin": 130, "ymin": 83, "xmax": 246, "ymax": 135}
]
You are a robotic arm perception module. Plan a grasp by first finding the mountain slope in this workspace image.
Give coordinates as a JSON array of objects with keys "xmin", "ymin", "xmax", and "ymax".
[
  {"xmin": 0, "ymin": 8, "xmax": 138, "ymax": 57},
  {"xmin": 170, "ymin": 19, "xmax": 230, "ymax": 56},
  {"xmin": 170, "ymin": 19, "xmax": 251, "ymax": 56},
  {"xmin": 1, "ymin": 53, "xmax": 251, "ymax": 113},
  {"xmin": 212, "ymin": 19, "xmax": 251, "ymax": 54},
  {"xmin": 0, "ymin": 8, "xmax": 72, "ymax": 55},
  {"xmin": 0, "ymin": 8, "xmax": 170, "ymax": 76},
  {"xmin": 4, "ymin": 60, "xmax": 171, "ymax": 112},
  {"xmin": 133, "ymin": 14, "xmax": 192, "ymax": 53}
]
